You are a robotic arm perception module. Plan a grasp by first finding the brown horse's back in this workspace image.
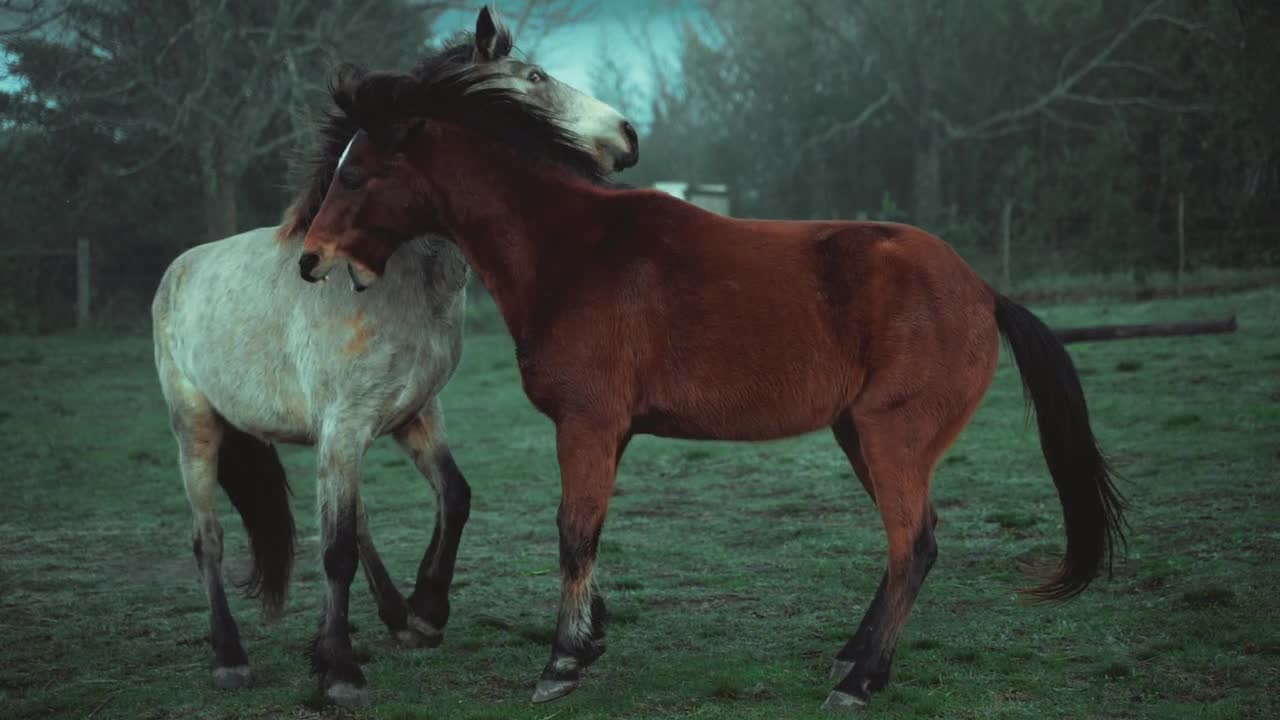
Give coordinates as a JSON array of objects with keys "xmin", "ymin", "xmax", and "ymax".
[{"xmin": 556, "ymin": 195, "xmax": 1000, "ymax": 442}]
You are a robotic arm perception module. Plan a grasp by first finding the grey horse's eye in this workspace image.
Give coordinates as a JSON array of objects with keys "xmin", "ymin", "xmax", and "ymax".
[{"xmin": 527, "ymin": 69, "xmax": 546, "ymax": 83}]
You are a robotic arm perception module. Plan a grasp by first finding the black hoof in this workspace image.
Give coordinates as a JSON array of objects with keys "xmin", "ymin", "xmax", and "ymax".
[
  {"xmin": 532, "ymin": 677, "xmax": 578, "ymax": 703},
  {"xmin": 532, "ymin": 655, "xmax": 584, "ymax": 704},
  {"xmin": 211, "ymin": 665, "xmax": 252, "ymax": 690}
]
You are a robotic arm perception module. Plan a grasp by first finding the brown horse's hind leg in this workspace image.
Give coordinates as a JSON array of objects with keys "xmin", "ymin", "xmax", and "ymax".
[
  {"xmin": 829, "ymin": 415, "xmax": 884, "ymax": 681},
  {"xmin": 831, "ymin": 416, "xmax": 946, "ymax": 683},
  {"xmin": 822, "ymin": 406, "xmax": 947, "ymax": 711},
  {"xmin": 531, "ymin": 419, "xmax": 625, "ymax": 704},
  {"xmin": 832, "ymin": 413, "xmax": 876, "ymax": 503},
  {"xmin": 173, "ymin": 405, "xmax": 252, "ymax": 689}
]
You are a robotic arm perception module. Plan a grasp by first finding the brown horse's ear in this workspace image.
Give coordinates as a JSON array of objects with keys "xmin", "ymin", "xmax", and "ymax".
[
  {"xmin": 331, "ymin": 62, "xmax": 369, "ymax": 118},
  {"xmin": 334, "ymin": 62, "xmax": 367, "ymax": 90},
  {"xmin": 473, "ymin": 6, "xmax": 513, "ymax": 62}
]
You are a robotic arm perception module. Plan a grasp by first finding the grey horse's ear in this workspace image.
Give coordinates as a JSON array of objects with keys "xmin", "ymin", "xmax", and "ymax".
[{"xmin": 473, "ymin": 6, "xmax": 513, "ymax": 61}]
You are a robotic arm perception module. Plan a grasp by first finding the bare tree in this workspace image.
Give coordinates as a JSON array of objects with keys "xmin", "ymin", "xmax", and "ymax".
[
  {"xmin": 799, "ymin": 0, "xmax": 1205, "ymax": 228},
  {"xmin": 498, "ymin": 0, "xmax": 596, "ymax": 58},
  {"xmin": 0, "ymin": 0, "xmax": 64, "ymax": 37},
  {"xmin": 9, "ymin": 0, "xmax": 441, "ymax": 240}
]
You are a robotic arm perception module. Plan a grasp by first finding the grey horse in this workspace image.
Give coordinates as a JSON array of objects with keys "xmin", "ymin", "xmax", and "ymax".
[{"xmin": 150, "ymin": 7, "xmax": 638, "ymax": 706}]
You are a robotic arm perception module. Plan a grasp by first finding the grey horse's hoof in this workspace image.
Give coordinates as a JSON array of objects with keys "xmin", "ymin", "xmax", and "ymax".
[
  {"xmin": 531, "ymin": 678, "xmax": 578, "ymax": 704},
  {"xmin": 394, "ymin": 627, "xmax": 442, "ymax": 649},
  {"xmin": 820, "ymin": 690, "xmax": 867, "ymax": 713},
  {"xmin": 395, "ymin": 615, "xmax": 444, "ymax": 649},
  {"xmin": 325, "ymin": 681, "xmax": 370, "ymax": 707},
  {"xmin": 211, "ymin": 665, "xmax": 252, "ymax": 690},
  {"xmin": 829, "ymin": 659, "xmax": 855, "ymax": 680}
]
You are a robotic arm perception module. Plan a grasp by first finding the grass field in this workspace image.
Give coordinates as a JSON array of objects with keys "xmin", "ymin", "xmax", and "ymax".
[{"xmin": 2, "ymin": 287, "xmax": 1278, "ymax": 720}]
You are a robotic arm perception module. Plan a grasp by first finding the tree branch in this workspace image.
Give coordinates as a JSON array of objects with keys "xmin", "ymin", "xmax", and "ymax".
[
  {"xmin": 789, "ymin": 86, "xmax": 893, "ymax": 167},
  {"xmin": 0, "ymin": 0, "xmax": 65, "ymax": 38},
  {"xmin": 946, "ymin": 0, "xmax": 1203, "ymax": 142}
]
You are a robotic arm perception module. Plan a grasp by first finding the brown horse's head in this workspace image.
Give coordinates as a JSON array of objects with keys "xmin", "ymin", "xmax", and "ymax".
[{"xmin": 298, "ymin": 125, "xmax": 431, "ymax": 289}]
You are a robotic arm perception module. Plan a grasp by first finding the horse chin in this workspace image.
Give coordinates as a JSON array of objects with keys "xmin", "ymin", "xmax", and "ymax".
[{"xmin": 347, "ymin": 261, "xmax": 381, "ymax": 292}]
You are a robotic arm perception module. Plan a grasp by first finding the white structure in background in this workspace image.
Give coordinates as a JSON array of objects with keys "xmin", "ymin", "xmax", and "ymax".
[{"xmin": 652, "ymin": 181, "xmax": 732, "ymax": 217}]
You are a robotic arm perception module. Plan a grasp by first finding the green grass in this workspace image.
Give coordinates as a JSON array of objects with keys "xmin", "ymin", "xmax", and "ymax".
[{"xmin": 2, "ymin": 287, "xmax": 1279, "ymax": 719}]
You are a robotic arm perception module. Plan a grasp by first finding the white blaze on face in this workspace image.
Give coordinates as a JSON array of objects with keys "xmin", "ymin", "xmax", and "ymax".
[
  {"xmin": 306, "ymin": 134, "xmax": 359, "ymax": 285},
  {"xmin": 337, "ymin": 135, "xmax": 356, "ymax": 171},
  {"xmin": 469, "ymin": 69, "xmax": 634, "ymax": 173},
  {"xmin": 556, "ymin": 84, "xmax": 630, "ymax": 165}
]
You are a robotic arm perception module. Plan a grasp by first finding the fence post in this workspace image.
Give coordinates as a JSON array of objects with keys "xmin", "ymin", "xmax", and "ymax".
[
  {"xmin": 77, "ymin": 237, "xmax": 91, "ymax": 329},
  {"xmin": 1001, "ymin": 199, "xmax": 1013, "ymax": 290},
  {"xmin": 1176, "ymin": 192, "xmax": 1186, "ymax": 297}
]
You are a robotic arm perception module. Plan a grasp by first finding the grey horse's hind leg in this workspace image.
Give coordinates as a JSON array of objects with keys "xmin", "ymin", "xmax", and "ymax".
[
  {"xmin": 392, "ymin": 403, "xmax": 472, "ymax": 644},
  {"xmin": 174, "ymin": 406, "xmax": 252, "ymax": 689}
]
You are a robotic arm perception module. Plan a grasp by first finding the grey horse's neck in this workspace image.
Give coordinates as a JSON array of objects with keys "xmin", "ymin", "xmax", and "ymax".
[{"xmin": 405, "ymin": 234, "xmax": 472, "ymax": 296}]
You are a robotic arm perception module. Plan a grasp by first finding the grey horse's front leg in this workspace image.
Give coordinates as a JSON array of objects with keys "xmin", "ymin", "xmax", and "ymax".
[
  {"xmin": 392, "ymin": 404, "xmax": 472, "ymax": 644},
  {"xmin": 309, "ymin": 430, "xmax": 372, "ymax": 706},
  {"xmin": 356, "ymin": 502, "xmax": 443, "ymax": 649}
]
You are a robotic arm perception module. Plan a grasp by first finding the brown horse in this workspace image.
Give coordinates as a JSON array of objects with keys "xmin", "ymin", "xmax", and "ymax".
[{"xmin": 293, "ymin": 66, "xmax": 1126, "ymax": 712}]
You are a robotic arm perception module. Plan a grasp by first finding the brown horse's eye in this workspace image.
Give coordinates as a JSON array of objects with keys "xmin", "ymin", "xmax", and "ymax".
[
  {"xmin": 338, "ymin": 167, "xmax": 364, "ymax": 190},
  {"xmin": 528, "ymin": 69, "xmax": 546, "ymax": 83}
]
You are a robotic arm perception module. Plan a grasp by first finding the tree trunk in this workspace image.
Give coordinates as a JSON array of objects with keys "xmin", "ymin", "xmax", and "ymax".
[
  {"xmin": 1055, "ymin": 316, "xmax": 1236, "ymax": 344},
  {"xmin": 912, "ymin": 128, "xmax": 944, "ymax": 230},
  {"xmin": 198, "ymin": 142, "xmax": 239, "ymax": 242}
]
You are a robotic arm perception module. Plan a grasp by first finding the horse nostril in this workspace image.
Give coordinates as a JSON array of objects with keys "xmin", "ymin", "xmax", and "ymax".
[
  {"xmin": 621, "ymin": 121, "xmax": 638, "ymax": 149},
  {"xmin": 299, "ymin": 253, "xmax": 321, "ymax": 282}
]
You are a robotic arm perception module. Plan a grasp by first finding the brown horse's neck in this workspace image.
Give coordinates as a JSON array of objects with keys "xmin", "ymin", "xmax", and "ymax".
[{"xmin": 420, "ymin": 127, "xmax": 606, "ymax": 340}]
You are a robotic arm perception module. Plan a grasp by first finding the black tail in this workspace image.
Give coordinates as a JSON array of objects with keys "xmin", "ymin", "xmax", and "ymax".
[
  {"xmin": 217, "ymin": 426, "xmax": 295, "ymax": 619},
  {"xmin": 994, "ymin": 294, "xmax": 1127, "ymax": 600}
]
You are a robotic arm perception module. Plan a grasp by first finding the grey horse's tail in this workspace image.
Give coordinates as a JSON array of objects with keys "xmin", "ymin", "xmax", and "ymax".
[{"xmin": 217, "ymin": 426, "xmax": 295, "ymax": 620}]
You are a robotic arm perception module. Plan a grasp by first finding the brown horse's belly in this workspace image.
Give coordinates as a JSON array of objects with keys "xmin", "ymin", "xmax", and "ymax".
[{"xmin": 633, "ymin": 383, "xmax": 845, "ymax": 442}]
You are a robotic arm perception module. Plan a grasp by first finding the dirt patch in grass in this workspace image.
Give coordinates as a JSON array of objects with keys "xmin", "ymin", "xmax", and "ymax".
[
  {"xmin": 1180, "ymin": 586, "xmax": 1237, "ymax": 609},
  {"xmin": 1160, "ymin": 413, "xmax": 1202, "ymax": 429},
  {"xmin": 642, "ymin": 592, "xmax": 758, "ymax": 611},
  {"xmin": 706, "ymin": 679, "xmax": 776, "ymax": 701},
  {"xmin": 984, "ymin": 511, "xmax": 1042, "ymax": 531}
]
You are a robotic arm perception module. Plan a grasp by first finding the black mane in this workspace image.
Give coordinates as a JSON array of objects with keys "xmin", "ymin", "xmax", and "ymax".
[
  {"xmin": 338, "ymin": 62, "xmax": 606, "ymax": 177},
  {"xmin": 279, "ymin": 21, "xmax": 606, "ymax": 240}
]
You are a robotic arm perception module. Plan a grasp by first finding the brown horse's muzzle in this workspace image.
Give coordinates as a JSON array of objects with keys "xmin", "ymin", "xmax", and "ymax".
[{"xmin": 299, "ymin": 246, "xmax": 381, "ymax": 292}]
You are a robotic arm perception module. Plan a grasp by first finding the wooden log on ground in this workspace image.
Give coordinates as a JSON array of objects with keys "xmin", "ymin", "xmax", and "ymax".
[{"xmin": 1054, "ymin": 316, "xmax": 1237, "ymax": 344}]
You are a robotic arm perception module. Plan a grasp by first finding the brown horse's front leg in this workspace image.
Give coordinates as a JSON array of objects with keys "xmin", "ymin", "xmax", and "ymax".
[{"xmin": 531, "ymin": 419, "xmax": 626, "ymax": 704}]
